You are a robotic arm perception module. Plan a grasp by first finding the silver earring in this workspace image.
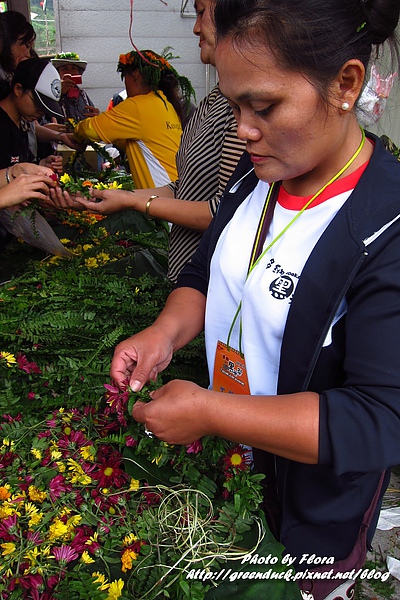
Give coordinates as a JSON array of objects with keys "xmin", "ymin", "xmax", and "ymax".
[{"xmin": 341, "ymin": 102, "xmax": 350, "ymax": 111}]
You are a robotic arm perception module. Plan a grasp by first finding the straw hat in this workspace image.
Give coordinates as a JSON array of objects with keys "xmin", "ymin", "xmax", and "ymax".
[{"xmin": 51, "ymin": 52, "xmax": 87, "ymax": 73}]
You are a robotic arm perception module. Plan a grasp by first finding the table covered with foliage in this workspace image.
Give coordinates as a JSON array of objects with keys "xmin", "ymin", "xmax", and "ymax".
[{"xmin": 0, "ymin": 162, "xmax": 301, "ymax": 600}]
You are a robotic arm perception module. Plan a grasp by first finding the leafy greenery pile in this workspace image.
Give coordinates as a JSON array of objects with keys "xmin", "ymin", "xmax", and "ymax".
[{"xmin": 0, "ymin": 186, "xmax": 301, "ymax": 600}]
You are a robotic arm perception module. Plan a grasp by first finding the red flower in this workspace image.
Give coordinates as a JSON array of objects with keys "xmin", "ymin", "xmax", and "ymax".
[
  {"xmin": 222, "ymin": 445, "xmax": 251, "ymax": 475},
  {"xmin": 16, "ymin": 353, "xmax": 42, "ymax": 374},
  {"xmin": 92, "ymin": 452, "xmax": 129, "ymax": 489}
]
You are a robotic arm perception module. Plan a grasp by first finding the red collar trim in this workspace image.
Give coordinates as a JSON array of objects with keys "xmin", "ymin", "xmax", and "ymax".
[{"xmin": 278, "ymin": 161, "xmax": 370, "ymax": 210}]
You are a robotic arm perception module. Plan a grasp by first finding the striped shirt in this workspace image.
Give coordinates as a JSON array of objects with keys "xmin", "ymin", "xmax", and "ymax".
[{"xmin": 167, "ymin": 86, "xmax": 245, "ymax": 282}]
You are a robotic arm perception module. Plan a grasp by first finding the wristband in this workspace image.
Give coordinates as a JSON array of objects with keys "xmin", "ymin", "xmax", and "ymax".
[
  {"xmin": 5, "ymin": 167, "xmax": 11, "ymax": 184},
  {"xmin": 145, "ymin": 195, "xmax": 159, "ymax": 218}
]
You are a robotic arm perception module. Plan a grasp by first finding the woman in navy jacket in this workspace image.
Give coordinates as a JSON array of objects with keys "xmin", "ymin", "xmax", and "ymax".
[{"xmin": 108, "ymin": 1, "xmax": 400, "ymax": 598}]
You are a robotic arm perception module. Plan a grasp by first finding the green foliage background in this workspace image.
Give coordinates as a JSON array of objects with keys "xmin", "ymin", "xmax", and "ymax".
[{"xmin": 0, "ymin": 210, "xmax": 208, "ymax": 419}]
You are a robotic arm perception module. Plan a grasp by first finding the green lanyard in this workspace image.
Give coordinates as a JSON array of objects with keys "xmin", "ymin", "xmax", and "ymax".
[{"xmin": 226, "ymin": 127, "xmax": 366, "ymax": 353}]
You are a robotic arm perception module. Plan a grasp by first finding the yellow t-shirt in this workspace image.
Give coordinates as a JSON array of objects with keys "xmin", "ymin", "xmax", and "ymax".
[{"xmin": 74, "ymin": 91, "xmax": 181, "ymax": 189}]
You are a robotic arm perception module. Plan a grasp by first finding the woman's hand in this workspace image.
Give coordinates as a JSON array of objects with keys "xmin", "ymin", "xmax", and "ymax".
[
  {"xmin": 5, "ymin": 163, "xmax": 54, "ymax": 181},
  {"xmin": 132, "ymin": 380, "xmax": 211, "ymax": 444},
  {"xmin": 71, "ymin": 188, "xmax": 137, "ymax": 214},
  {"xmin": 39, "ymin": 154, "xmax": 63, "ymax": 174},
  {"xmin": 58, "ymin": 133, "xmax": 85, "ymax": 151},
  {"xmin": 0, "ymin": 173, "xmax": 55, "ymax": 209},
  {"xmin": 48, "ymin": 185, "xmax": 88, "ymax": 210},
  {"xmin": 110, "ymin": 326, "xmax": 175, "ymax": 390},
  {"xmin": 84, "ymin": 105, "xmax": 100, "ymax": 117}
]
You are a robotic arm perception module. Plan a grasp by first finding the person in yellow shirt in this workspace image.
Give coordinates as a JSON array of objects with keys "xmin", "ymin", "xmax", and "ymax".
[{"xmin": 71, "ymin": 49, "xmax": 195, "ymax": 189}]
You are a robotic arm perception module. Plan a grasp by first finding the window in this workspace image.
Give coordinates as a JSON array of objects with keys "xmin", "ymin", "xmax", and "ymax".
[{"xmin": 30, "ymin": 0, "xmax": 56, "ymax": 56}]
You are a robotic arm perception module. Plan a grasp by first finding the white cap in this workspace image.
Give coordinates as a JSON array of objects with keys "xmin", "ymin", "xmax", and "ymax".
[{"xmin": 34, "ymin": 62, "xmax": 63, "ymax": 119}]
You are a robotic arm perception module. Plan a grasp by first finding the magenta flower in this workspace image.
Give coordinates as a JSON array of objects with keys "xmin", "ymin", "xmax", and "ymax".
[
  {"xmin": 186, "ymin": 439, "xmax": 203, "ymax": 454},
  {"xmin": 52, "ymin": 544, "xmax": 79, "ymax": 565},
  {"xmin": 49, "ymin": 474, "xmax": 72, "ymax": 502},
  {"xmin": 16, "ymin": 353, "xmax": 42, "ymax": 374},
  {"xmin": 0, "ymin": 514, "xmax": 18, "ymax": 540},
  {"xmin": 125, "ymin": 435, "xmax": 137, "ymax": 447}
]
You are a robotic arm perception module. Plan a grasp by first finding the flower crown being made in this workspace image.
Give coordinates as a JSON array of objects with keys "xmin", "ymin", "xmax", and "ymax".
[{"xmin": 117, "ymin": 47, "xmax": 195, "ymax": 108}]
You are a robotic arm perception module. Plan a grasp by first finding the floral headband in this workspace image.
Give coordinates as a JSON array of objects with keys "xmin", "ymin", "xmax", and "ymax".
[{"xmin": 117, "ymin": 47, "xmax": 195, "ymax": 107}]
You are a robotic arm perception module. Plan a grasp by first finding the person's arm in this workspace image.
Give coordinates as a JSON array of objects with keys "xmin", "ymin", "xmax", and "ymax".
[
  {"xmin": 73, "ymin": 187, "xmax": 214, "ymax": 230},
  {"xmin": 132, "ymin": 381, "xmax": 319, "ymax": 464},
  {"xmin": 35, "ymin": 122, "xmax": 82, "ymax": 150},
  {"xmin": 73, "ymin": 100, "xmax": 142, "ymax": 146},
  {"xmin": 0, "ymin": 163, "xmax": 54, "ymax": 189}
]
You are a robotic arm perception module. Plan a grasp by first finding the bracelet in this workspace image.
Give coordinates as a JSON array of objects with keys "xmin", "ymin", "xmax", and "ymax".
[
  {"xmin": 5, "ymin": 167, "xmax": 11, "ymax": 184},
  {"xmin": 145, "ymin": 195, "xmax": 159, "ymax": 218}
]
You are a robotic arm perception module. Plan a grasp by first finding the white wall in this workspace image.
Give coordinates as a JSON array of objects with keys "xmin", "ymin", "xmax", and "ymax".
[
  {"xmin": 53, "ymin": 0, "xmax": 212, "ymax": 112},
  {"xmin": 53, "ymin": 0, "xmax": 400, "ymax": 145}
]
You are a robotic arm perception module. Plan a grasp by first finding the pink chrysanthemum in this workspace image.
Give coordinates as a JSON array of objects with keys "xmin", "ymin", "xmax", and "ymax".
[
  {"xmin": 49, "ymin": 474, "xmax": 72, "ymax": 502},
  {"xmin": 51, "ymin": 544, "xmax": 79, "ymax": 565},
  {"xmin": 16, "ymin": 353, "xmax": 42, "ymax": 374},
  {"xmin": 186, "ymin": 439, "xmax": 203, "ymax": 454}
]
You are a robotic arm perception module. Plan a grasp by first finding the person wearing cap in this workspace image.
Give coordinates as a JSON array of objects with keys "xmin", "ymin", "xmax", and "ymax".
[
  {"xmin": 0, "ymin": 57, "xmax": 65, "ymax": 172},
  {"xmin": 51, "ymin": 52, "xmax": 99, "ymax": 122},
  {"xmin": 67, "ymin": 49, "xmax": 195, "ymax": 189},
  {"xmin": 0, "ymin": 12, "xmax": 82, "ymax": 158}
]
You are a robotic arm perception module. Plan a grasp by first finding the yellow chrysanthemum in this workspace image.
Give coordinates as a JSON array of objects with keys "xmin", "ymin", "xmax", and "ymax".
[
  {"xmin": 81, "ymin": 550, "xmax": 95, "ymax": 564},
  {"xmin": 92, "ymin": 571, "xmax": 110, "ymax": 591},
  {"xmin": 28, "ymin": 486, "xmax": 46, "ymax": 503},
  {"xmin": 60, "ymin": 173, "xmax": 72, "ymax": 184},
  {"xmin": 24, "ymin": 546, "xmax": 40, "ymax": 565},
  {"xmin": 1, "ymin": 438, "xmax": 15, "ymax": 450},
  {"xmin": 66, "ymin": 514, "xmax": 82, "ymax": 529},
  {"xmin": 48, "ymin": 518, "xmax": 69, "ymax": 541},
  {"xmin": 83, "ymin": 244, "xmax": 93, "ymax": 252},
  {"xmin": 85, "ymin": 257, "xmax": 98, "ymax": 269},
  {"xmin": 122, "ymin": 533, "xmax": 138, "ymax": 547},
  {"xmin": 56, "ymin": 461, "xmax": 66, "ymax": 473},
  {"xmin": 0, "ymin": 503, "xmax": 17, "ymax": 519},
  {"xmin": 59, "ymin": 238, "xmax": 71, "ymax": 244},
  {"xmin": 0, "ymin": 352, "xmax": 16, "ymax": 366},
  {"xmin": 86, "ymin": 532, "xmax": 99, "ymax": 546},
  {"xmin": 50, "ymin": 449, "xmax": 62, "ymax": 461},
  {"xmin": 30, "ymin": 448, "xmax": 42, "ymax": 460},
  {"xmin": 80, "ymin": 445, "xmax": 95, "ymax": 461},
  {"xmin": 106, "ymin": 579, "xmax": 124, "ymax": 600},
  {"xmin": 97, "ymin": 252, "xmax": 110, "ymax": 264},
  {"xmin": 129, "ymin": 479, "xmax": 140, "ymax": 491},
  {"xmin": 107, "ymin": 181, "xmax": 123, "ymax": 189},
  {"xmin": 152, "ymin": 454, "xmax": 162, "ymax": 466},
  {"xmin": 28, "ymin": 512, "xmax": 43, "ymax": 528},
  {"xmin": 1, "ymin": 542, "xmax": 16, "ymax": 556},
  {"xmin": 121, "ymin": 548, "xmax": 138, "ymax": 572},
  {"xmin": 67, "ymin": 459, "xmax": 92, "ymax": 485}
]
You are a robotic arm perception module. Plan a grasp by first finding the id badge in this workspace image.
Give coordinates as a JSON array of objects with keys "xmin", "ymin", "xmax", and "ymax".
[{"xmin": 212, "ymin": 340, "xmax": 250, "ymax": 394}]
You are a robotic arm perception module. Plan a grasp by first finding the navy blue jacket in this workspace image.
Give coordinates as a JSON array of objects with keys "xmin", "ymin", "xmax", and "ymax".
[{"xmin": 176, "ymin": 133, "xmax": 400, "ymax": 561}]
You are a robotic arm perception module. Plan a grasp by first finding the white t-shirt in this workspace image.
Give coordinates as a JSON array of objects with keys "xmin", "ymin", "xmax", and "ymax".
[{"xmin": 205, "ymin": 179, "xmax": 353, "ymax": 395}]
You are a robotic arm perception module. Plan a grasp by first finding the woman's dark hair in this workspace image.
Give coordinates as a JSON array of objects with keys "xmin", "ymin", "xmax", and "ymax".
[
  {"xmin": 0, "ymin": 11, "xmax": 36, "ymax": 74},
  {"xmin": 214, "ymin": 0, "xmax": 400, "ymax": 103},
  {"xmin": 117, "ymin": 49, "xmax": 196, "ymax": 125}
]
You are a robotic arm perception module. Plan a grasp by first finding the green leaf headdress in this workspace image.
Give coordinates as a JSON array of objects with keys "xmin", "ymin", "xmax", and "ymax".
[{"xmin": 117, "ymin": 47, "xmax": 195, "ymax": 109}]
